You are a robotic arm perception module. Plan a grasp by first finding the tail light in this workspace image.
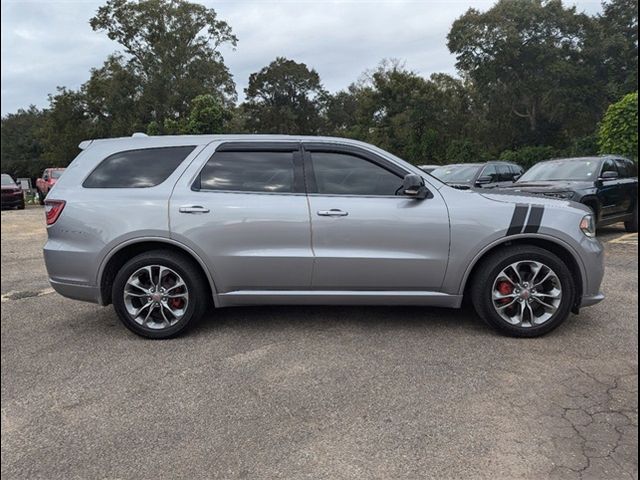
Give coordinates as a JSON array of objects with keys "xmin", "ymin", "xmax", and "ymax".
[{"xmin": 44, "ymin": 200, "xmax": 66, "ymax": 226}]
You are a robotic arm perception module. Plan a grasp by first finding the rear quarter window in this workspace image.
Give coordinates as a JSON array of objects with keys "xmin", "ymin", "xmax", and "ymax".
[{"xmin": 83, "ymin": 146, "xmax": 195, "ymax": 188}]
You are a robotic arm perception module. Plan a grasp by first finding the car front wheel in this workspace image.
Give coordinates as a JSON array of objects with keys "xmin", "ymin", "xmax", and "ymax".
[
  {"xmin": 112, "ymin": 250, "xmax": 209, "ymax": 339},
  {"xmin": 471, "ymin": 245, "xmax": 575, "ymax": 337}
]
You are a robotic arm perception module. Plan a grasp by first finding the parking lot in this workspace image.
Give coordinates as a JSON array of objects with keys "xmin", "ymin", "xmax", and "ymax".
[{"xmin": 1, "ymin": 206, "xmax": 637, "ymax": 479}]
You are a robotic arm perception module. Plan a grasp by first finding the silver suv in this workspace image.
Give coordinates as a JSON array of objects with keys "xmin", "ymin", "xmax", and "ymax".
[{"xmin": 44, "ymin": 134, "xmax": 605, "ymax": 339}]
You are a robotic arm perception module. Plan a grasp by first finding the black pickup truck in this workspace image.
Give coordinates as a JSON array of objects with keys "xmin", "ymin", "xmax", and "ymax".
[{"xmin": 502, "ymin": 156, "xmax": 638, "ymax": 232}]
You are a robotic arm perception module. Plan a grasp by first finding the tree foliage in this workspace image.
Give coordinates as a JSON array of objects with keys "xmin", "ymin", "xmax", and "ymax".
[
  {"xmin": 598, "ymin": 91, "xmax": 638, "ymax": 160},
  {"xmin": 90, "ymin": 0, "xmax": 237, "ymax": 127},
  {"xmin": 243, "ymin": 57, "xmax": 326, "ymax": 134}
]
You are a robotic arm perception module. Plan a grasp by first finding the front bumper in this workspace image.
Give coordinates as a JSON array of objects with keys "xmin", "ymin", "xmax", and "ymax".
[{"xmin": 1, "ymin": 194, "xmax": 24, "ymax": 208}]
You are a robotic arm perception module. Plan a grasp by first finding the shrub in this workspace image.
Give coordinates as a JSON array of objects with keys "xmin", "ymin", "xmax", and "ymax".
[
  {"xmin": 598, "ymin": 92, "xmax": 638, "ymax": 161},
  {"xmin": 498, "ymin": 145, "xmax": 558, "ymax": 169}
]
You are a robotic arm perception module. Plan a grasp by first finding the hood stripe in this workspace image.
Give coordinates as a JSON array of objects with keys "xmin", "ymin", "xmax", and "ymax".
[
  {"xmin": 523, "ymin": 206, "xmax": 544, "ymax": 233},
  {"xmin": 507, "ymin": 204, "xmax": 529, "ymax": 236}
]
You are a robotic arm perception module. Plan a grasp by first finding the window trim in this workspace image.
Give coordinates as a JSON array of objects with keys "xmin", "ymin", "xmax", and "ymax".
[
  {"xmin": 302, "ymin": 142, "xmax": 421, "ymax": 198},
  {"xmin": 82, "ymin": 145, "xmax": 197, "ymax": 189},
  {"xmin": 192, "ymin": 142, "xmax": 305, "ymax": 195}
]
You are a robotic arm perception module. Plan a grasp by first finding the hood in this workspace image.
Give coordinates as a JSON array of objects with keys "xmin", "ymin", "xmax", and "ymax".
[
  {"xmin": 502, "ymin": 180, "xmax": 593, "ymax": 192},
  {"xmin": 480, "ymin": 191, "xmax": 592, "ymax": 215},
  {"xmin": 1, "ymin": 184, "xmax": 20, "ymax": 191}
]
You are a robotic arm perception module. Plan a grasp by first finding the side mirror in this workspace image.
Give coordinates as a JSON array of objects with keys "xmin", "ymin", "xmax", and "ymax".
[
  {"xmin": 475, "ymin": 175, "xmax": 493, "ymax": 186},
  {"xmin": 600, "ymin": 171, "xmax": 618, "ymax": 180},
  {"xmin": 402, "ymin": 174, "xmax": 428, "ymax": 199},
  {"xmin": 43, "ymin": 175, "xmax": 49, "ymax": 181},
  {"xmin": 513, "ymin": 174, "xmax": 522, "ymax": 182}
]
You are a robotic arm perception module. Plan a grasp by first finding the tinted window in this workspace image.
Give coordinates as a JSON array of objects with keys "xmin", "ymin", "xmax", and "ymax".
[
  {"xmin": 84, "ymin": 146, "xmax": 195, "ymax": 188},
  {"xmin": 601, "ymin": 159, "xmax": 618, "ymax": 175},
  {"xmin": 311, "ymin": 152, "xmax": 402, "ymax": 196},
  {"xmin": 199, "ymin": 151, "xmax": 294, "ymax": 193},
  {"xmin": 614, "ymin": 159, "xmax": 634, "ymax": 178},
  {"xmin": 481, "ymin": 164, "xmax": 499, "ymax": 182},
  {"xmin": 495, "ymin": 164, "xmax": 513, "ymax": 181}
]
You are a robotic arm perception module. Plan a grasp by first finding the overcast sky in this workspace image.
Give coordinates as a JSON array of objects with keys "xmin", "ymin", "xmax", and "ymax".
[{"xmin": 1, "ymin": 0, "xmax": 603, "ymax": 116}]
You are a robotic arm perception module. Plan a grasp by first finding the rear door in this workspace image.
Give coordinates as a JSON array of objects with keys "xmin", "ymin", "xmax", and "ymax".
[
  {"xmin": 598, "ymin": 159, "xmax": 626, "ymax": 217},
  {"xmin": 169, "ymin": 141, "xmax": 313, "ymax": 293},
  {"xmin": 614, "ymin": 158, "xmax": 638, "ymax": 214},
  {"xmin": 303, "ymin": 143, "xmax": 450, "ymax": 291}
]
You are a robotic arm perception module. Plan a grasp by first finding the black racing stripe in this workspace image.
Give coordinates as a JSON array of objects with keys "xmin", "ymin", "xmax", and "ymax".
[
  {"xmin": 506, "ymin": 204, "xmax": 529, "ymax": 236},
  {"xmin": 523, "ymin": 205, "xmax": 544, "ymax": 233}
]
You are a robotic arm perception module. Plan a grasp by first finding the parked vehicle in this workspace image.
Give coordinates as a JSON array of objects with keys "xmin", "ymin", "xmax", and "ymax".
[
  {"xmin": 504, "ymin": 156, "xmax": 638, "ymax": 232},
  {"xmin": 36, "ymin": 168, "xmax": 66, "ymax": 204},
  {"xmin": 418, "ymin": 164, "xmax": 439, "ymax": 174},
  {"xmin": 1, "ymin": 174, "xmax": 25, "ymax": 210},
  {"xmin": 44, "ymin": 135, "xmax": 604, "ymax": 339},
  {"xmin": 430, "ymin": 161, "xmax": 524, "ymax": 189}
]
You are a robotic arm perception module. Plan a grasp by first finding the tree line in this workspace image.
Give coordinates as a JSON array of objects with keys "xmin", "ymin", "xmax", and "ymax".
[{"xmin": 1, "ymin": 0, "xmax": 638, "ymax": 180}]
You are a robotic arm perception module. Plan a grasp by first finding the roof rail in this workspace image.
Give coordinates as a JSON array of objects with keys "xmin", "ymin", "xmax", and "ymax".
[{"xmin": 132, "ymin": 132, "xmax": 148, "ymax": 138}]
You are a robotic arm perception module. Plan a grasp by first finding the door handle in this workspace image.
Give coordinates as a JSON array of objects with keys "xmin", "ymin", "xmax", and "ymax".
[
  {"xmin": 179, "ymin": 205, "xmax": 210, "ymax": 214},
  {"xmin": 317, "ymin": 209, "xmax": 349, "ymax": 217}
]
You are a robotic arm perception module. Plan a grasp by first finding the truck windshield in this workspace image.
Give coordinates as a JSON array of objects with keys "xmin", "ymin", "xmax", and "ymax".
[
  {"xmin": 1, "ymin": 174, "xmax": 16, "ymax": 185},
  {"xmin": 430, "ymin": 165, "xmax": 481, "ymax": 184},
  {"xmin": 518, "ymin": 160, "xmax": 600, "ymax": 182}
]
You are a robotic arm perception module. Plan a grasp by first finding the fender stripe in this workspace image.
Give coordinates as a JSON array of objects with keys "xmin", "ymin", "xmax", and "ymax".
[
  {"xmin": 523, "ymin": 205, "xmax": 544, "ymax": 233},
  {"xmin": 506, "ymin": 204, "xmax": 529, "ymax": 236}
]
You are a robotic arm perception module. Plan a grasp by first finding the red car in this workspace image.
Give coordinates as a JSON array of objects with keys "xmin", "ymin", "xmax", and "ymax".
[
  {"xmin": 1, "ymin": 174, "xmax": 25, "ymax": 210},
  {"xmin": 36, "ymin": 168, "xmax": 65, "ymax": 204}
]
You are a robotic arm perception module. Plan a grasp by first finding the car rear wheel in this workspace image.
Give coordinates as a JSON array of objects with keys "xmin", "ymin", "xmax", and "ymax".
[
  {"xmin": 112, "ymin": 250, "xmax": 209, "ymax": 339},
  {"xmin": 471, "ymin": 245, "xmax": 575, "ymax": 337}
]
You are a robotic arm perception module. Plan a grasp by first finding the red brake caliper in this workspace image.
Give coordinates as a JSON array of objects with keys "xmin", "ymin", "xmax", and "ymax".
[
  {"xmin": 497, "ymin": 281, "xmax": 513, "ymax": 304},
  {"xmin": 170, "ymin": 296, "xmax": 184, "ymax": 309}
]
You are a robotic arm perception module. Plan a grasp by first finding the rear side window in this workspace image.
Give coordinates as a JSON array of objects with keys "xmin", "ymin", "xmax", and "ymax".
[
  {"xmin": 615, "ymin": 159, "xmax": 635, "ymax": 178},
  {"xmin": 83, "ymin": 146, "xmax": 195, "ymax": 188},
  {"xmin": 310, "ymin": 152, "xmax": 403, "ymax": 196},
  {"xmin": 198, "ymin": 151, "xmax": 294, "ymax": 193}
]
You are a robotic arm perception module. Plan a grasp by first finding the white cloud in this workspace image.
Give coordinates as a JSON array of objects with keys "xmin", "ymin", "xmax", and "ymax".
[{"xmin": 1, "ymin": 0, "xmax": 603, "ymax": 115}]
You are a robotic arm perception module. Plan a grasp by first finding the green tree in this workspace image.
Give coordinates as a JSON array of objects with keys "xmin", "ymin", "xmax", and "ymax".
[
  {"xmin": 243, "ymin": 57, "xmax": 326, "ymax": 134},
  {"xmin": 448, "ymin": 0, "xmax": 598, "ymax": 147},
  {"xmin": 598, "ymin": 92, "xmax": 638, "ymax": 160},
  {"xmin": 82, "ymin": 54, "xmax": 144, "ymax": 137},
  {"xmin": 184, "ymin": 94, "xmax": 229, "ymax": 133},
  {"xmin": 90, "ymin": 0, "xmax": 237, "ymax": 129},
  {"xmin": 0, "ymin": 106, "xmax": 48, "ymax": 179},
  {"xmin": 40, "ymin": 88, "xmax": 93, "ymax": 167}
]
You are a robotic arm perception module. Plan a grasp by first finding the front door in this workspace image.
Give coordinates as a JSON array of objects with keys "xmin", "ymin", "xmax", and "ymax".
[
  {"xmin": 303, "ymin": 144, "xmax": 450, "ymax": 291},
  {"xmin": 169, "ymin": 142, "xmax": 313, "ymax": 293}
]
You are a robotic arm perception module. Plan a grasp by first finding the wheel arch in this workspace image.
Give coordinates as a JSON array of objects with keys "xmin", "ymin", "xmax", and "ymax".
[
  {"xmin": 461, "ymin": 235, "xmax": 585, "ymax": 310},
  {"xmin": 98, "ymin": 237, "xmax": 218, "ymax": 307},
  {"xmin": 580, "ymin": 195, "xmax": 601, "ymax": 221}
]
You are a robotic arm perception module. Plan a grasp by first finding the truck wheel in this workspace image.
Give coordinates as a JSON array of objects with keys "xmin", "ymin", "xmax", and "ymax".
[
  {"xmin": 471, "ymin": 245, "xmax": 575, "ymax": 337},
  {"xmin": 38, "ymin": 190, "xmax": 45, "ymax": 205},
  {"xmin": 624, "ymin": 202, "xmax": 638, "ymax": 233},
  {"xmin": 112, "ymin": 250, "xmax": 210, "ymax": 339}
]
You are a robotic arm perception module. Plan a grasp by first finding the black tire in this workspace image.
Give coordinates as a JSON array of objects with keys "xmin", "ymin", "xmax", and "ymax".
[
  {"xmin": 112, "ymin": 249, "xmax": 210, "ymax": 339},
  {"xmin": 470, "ymin": 245, "xmax": 576, "ymax": 337},
  {"xmin": 624, "ymin": 201, "xmax": 638, "ymax": 233},
  {"xmin": 38, "ymin": 190, "xmax": 45, "ymax": 205},
  {"xmin": 18, "ymin": 200, "xmax": 25, "ymax": 210}
]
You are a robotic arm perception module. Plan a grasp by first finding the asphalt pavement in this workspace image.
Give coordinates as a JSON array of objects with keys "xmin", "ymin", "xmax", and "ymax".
[{"xmin": 1, "ymin": 207, "xmax": 637, "ymax": 479}]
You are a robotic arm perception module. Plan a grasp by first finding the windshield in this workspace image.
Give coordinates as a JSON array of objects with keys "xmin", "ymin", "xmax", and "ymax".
[
  {"xmin": 518, "ymin": 159, "xmax": 600, "ymax": 182},
  {"xmin": 51, "ymin": 170, "xmax": 64, "ymax": 179},
  {"xmin": 1, "ymin": 174, "xmax": 16, "ymax": 186},
  {"xmin": 430, "ymin": 165, "xmax": 481, "ymax": 184}
]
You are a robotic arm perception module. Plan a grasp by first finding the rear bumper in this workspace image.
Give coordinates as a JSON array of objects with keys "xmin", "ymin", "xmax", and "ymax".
[{"xmin": 49, "ymin": 278, "xmax": 101, "ymax": 304}]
